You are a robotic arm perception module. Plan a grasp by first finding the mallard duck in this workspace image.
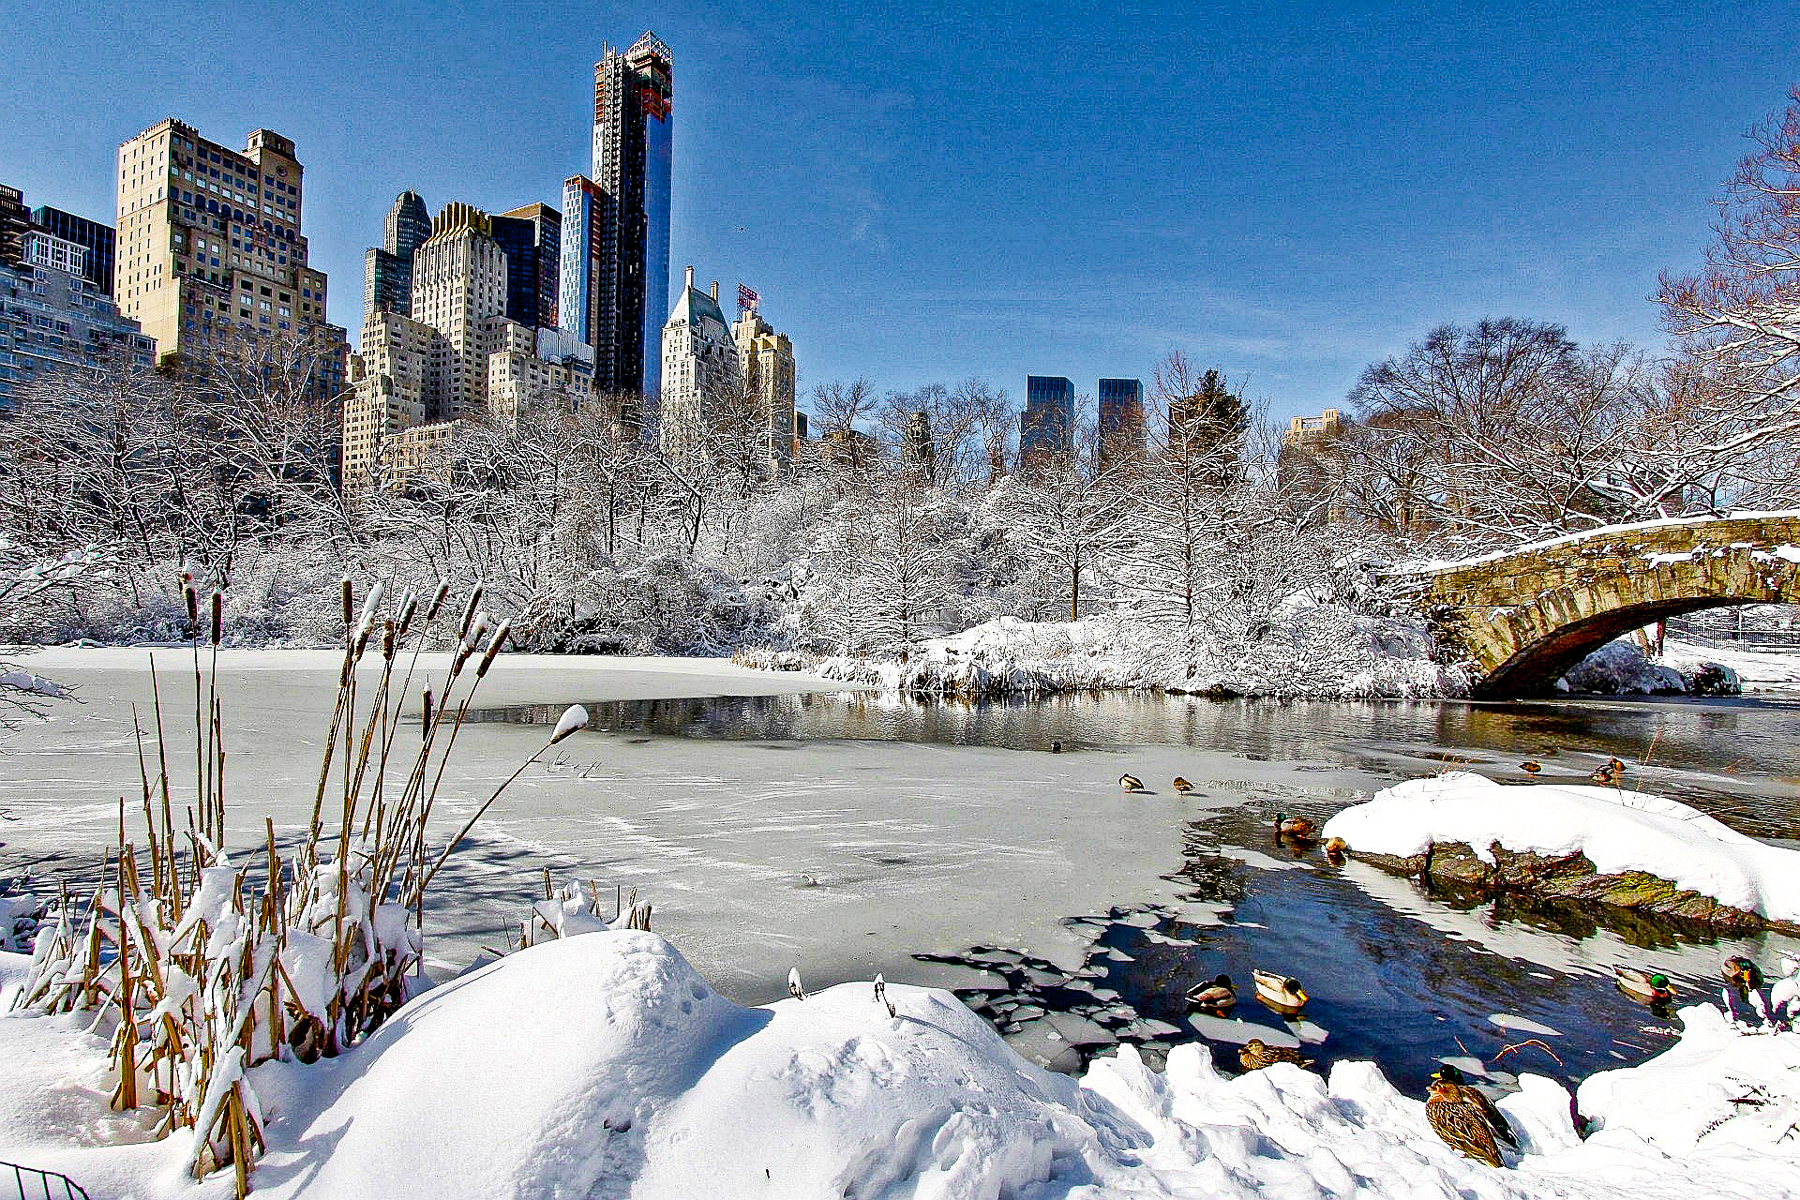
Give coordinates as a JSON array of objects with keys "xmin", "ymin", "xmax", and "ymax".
[
  {"xmin": 1613, "ymin": 966, "xmax": 1677, "ymax": 1005},
  {"xmin": 1173, "ymin": 776, "xmax": 1194, "ymax": 794},
  {"xmin": 1239, "ymin": 1038, "xmax": 1312, "ymax": 1071},
  {"xmin": 1589, "ymin": 757, "xmax": 1627, "ymax": 787},
  {"xmin": 1426, "ymin": 1079, "xmax": 1506, "ymax": 1168},
  {"xmin": 1274, "ymin": 812, "xmax": 1318, "ymax": 841},
  {"xmin": 1520, "ymin": 760, "xmax": 1542, "ymax": 775},
  {"xmin": 1252, "ymin": 968, "xmax": 1307, "ymax": 1013},
  {"xmin": 1324, "ymin": 836, "xmax": 1349, "ymax": 861},
  {"xmin": 1185, "ymin": 973, "xmax": 1236, "ymax": 1011},
  {"xmin": 1724, "ymin": 955, "xmax": 1765, "ymax": 993},
  {"xmin": 1050, "ymin": 740, "xmax": 1063, "ymax": 753},
  {"xmin": 1430, "ymin": 1065, "xmax": 1518, "ymax": 1150},
  {"xmin": 1119, "ymin": 773, "xmax": 1145, "ymax": 793}
]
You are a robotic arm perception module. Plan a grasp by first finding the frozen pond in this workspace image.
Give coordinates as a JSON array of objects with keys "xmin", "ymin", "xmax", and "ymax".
[{"xmin": 5, "ymin": 648, "xmax": 1800, "ymax": 1095}]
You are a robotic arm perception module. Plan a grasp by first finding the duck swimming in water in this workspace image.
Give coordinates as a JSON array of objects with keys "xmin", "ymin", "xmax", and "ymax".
[
  {"xmin": 1274, "ymin": 812, "xmax": 1318, "ymax": 841},
  {"xmin": 1185, "ymin": 973, "xmax": 1236, "ymax": 1012},
  {"xmin": 1252, "ymin": 969, "xmax": 1307, "ymax": 1013},
  {"xmin": 1613, "ymin": 966, "xmax": 1677, "ymax": 1006}
]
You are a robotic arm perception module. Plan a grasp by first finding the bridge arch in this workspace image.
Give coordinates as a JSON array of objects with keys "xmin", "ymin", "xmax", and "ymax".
[{"xmin": 1404, "ymin": 513, "xmax": 1800, "ymax": 697}]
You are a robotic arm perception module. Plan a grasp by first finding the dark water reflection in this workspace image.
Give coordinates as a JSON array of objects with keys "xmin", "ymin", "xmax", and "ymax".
[
  {"xmin": 473, "ymin": 689, "xmax": 1800, "ymax": 834},
  {"xmin": 470, "ymin": 688, "xmax": 1800, "ymax": 1089}
]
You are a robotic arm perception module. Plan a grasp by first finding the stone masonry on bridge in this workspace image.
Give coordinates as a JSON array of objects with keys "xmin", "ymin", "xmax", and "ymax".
[{"xmin": 1402, "ymin": 512, "xmax": 1800, "ymax": 697}]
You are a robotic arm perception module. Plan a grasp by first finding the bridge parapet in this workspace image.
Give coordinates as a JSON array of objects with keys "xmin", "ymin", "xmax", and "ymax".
[{"xmin": 1398, "ymin": 512, "xmax": 1800, "ymax": 696}]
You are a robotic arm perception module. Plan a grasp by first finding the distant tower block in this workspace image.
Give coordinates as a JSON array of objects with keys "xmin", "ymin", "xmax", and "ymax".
[
  {"xmin": 1097, "ymin": 377, "xmax": 1144, "ymax": 469},
  {"xmin": 563, "ymin": 32, "xmax": 672, "ymax": 414},
  {"xmin": 1021, "ymin": 375, "xmax": 1074, "ymax": 470}
]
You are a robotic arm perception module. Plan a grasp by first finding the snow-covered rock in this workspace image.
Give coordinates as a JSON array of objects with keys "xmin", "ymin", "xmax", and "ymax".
[{"xmin": 1323, "ymin": 772, "xmax": 1800, "ymax": 925}]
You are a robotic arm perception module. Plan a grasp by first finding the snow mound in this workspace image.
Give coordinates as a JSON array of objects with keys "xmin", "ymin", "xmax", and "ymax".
[
  {"xmin": 254, "ymin": 932, "xmax": 1100, "ymax": 1199},
  {"xmin": 1578, "ymin": 1003, "xmax": 1800, "ymax": 1156},
  {"xmin": 1322, "ymin": 772, "xmax": 1800, "ymax": 923}
]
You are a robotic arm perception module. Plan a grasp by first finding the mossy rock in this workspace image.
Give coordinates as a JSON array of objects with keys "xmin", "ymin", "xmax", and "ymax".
[{"xmin": 1348, "ymin": 840, "xmax": 1800, "ymax": 936}]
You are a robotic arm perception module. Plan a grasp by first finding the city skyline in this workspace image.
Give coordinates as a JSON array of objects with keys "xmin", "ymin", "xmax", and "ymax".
[{"xmin": 1, "ymin": 2, "xmax": 1796, "ymax": 418}]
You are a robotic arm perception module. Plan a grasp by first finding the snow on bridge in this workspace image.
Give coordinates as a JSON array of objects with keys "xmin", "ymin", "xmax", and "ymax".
[{"xmin": 1390, "ymin": 510, "xmax": 1800, "ymax": 697}]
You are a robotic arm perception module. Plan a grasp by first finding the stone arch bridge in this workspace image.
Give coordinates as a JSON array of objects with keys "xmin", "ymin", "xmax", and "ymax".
[{"xmin": 1397, "ymin": 512, "xmax": 1800, "ymax": 697}]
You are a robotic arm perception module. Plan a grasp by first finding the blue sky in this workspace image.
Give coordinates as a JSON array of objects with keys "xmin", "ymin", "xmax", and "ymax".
[{"xmin": 2, "ymin": 1, "xmax": 1794, "ymax": 419}]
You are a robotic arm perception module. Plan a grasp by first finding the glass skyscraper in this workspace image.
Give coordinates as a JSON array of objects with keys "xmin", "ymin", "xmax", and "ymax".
[
  {"xmin": 1097, "ymin": 377, "xmax": 1144, "ymax": 468},
  {"xmin": 492, "ymin": 203, "xmax": 562, "ymax": 331},
  {"xmin": 30, "ymin": 205, "xmax": 115, "ymax": 296},
  {"xmin": 1022, "ymin": 375, "xmax": 1075, "ymax": 468},
  {"xmin": 364, "ymin": 190, "xmax": 430, "ymax": 319},
  {"xmin": 560, "ymin": 32, "xmax": 672, "ymax": 420}
]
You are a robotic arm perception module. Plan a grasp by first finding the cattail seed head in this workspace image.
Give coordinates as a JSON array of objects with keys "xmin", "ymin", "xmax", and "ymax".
[
  {"xmin": 476, "ymin": 620, "xmax": 510, "ymax": 678},
  {"xmin": 340, "ymin": 577, "xmax": 354, "ymax": 626},
  {"xmin": 457, "ymin": 585, "xmax": 484, "ymax": 639},
  {"xmin": 382, "ymin": 619, "xmax": 397, "ymax": 661},
  {"xmin": 426, "ymin": 580, "xmax": 450, "ymax": 623},
  {"xmin": 422, "ymin": 688, "xmax": 434, "ymax": 730},
  {"xmin": 184, "ymin": 581, "xmax": 199, "ymax": 632},
  {"xmin": 550, "ymin": 705, "xmax": 588, "ymax": 744},
  {"xmin": 396, "ymin": 592, "xmax": 419, "ymax": 640},
  {"xmin": 209, "ymin": 591, "xmax": 223, "ymax": 647},
  {"xmin": 359, "ymin": 581, "xmax": 386, "ymax": 627}
]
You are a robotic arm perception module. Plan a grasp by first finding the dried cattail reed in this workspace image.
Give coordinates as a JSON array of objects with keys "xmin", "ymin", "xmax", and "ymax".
[
  {"xmin": 476, "ymin": 621, "xmax": 510, "ymax": 677},
  {"xmin": 457, "ymin": 585, "xmax": 484, "ymax": 639},
  {"xmin": 425, "ymin": 580, "xmax": 450, "ymax": 624}
]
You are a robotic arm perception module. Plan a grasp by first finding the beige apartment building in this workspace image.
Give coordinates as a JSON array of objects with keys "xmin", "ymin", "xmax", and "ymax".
[
  {"xmin": 114, "ymin": 120, "xmax": 346, "ymax": 398},
  {"xmin": 732, "ymin": 306, "xmax": 796, "ymax": 474},
  {"xmin": 344, "ymin": 203, "xmax": 592, "ymax": 494}
]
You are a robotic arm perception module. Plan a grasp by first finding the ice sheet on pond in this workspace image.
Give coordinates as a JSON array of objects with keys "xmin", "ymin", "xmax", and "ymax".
[{"xmin": 1187, "ymin": 1013, "xmax": 1301, "ymax": 1047}]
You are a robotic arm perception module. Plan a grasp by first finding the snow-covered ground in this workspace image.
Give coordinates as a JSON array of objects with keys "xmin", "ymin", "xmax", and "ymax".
[
  {"xmin": 1, "ymin": 929, "xmax": 1797, "ymax": 1199},
  {"xmin": 1663, "ymin": 636, "xmax": 1800, "ymax": 691},
  {"xmin": 1324, "ymin": 772, "xmax": 1800, "ymax": 924}
]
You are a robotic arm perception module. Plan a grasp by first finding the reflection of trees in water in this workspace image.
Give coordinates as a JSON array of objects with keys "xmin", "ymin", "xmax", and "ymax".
[
  {"xmin": 1168, "ymin": 821, "xmax": 1249, "ymax": 904},
  {"xmin": 462, "ymin": 691, "xmax": 1800, "ymax": 837}
]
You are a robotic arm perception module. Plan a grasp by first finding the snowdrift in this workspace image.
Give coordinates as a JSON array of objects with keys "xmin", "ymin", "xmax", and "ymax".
[
  {"xmin": 1323, "ymin": 772, "xmax": 1800, "ymax": 926},
  {"xmin": 5, "ymin": 929, "xmax": 1800, "ymax": 1198}
]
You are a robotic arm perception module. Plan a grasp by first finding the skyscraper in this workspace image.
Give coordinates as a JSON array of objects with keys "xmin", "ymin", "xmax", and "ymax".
[
  {"xmin": 1021, "ymin": 375, "xmax": 1075, "ymax": 469},
  {"xmin": 560, "ymin": 32, "xmax": 672, "ymax": 413},
  {"xmin": 491, "ymin": 202, "xmax": 561, "ymax": 330},
  {"xmin": 364, "ymin": 189, "xmax": 429, "ymax": 318},
  {"xmin": 732, "ymin": 301, "xmax": 796, "ymax": 475},
  {"xmin": 660, "ymin": 266, "xmax": 740, "ymax": 460},
  {"xmin": 30, "ymin": 205, "xmax": 115, "ymax": 295},
  {"xmin": 1097, "ymin": 377, "xmax": 1144, "ymax": 469},
  {"xmin": 345, "ymin": 202, "xmax": 592, "ymax": 491},
  {"xmin": 113, "ymin": 120, "xmax": 347, "ymax": 400}
]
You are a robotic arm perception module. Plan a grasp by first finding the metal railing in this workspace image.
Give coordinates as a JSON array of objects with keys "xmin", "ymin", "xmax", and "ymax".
[{"xmin": 3, "ymin": 1161, "xmax": 89, "ymax": 1200}]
